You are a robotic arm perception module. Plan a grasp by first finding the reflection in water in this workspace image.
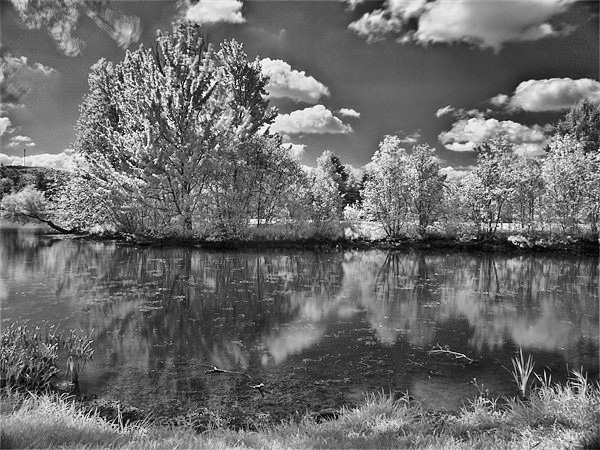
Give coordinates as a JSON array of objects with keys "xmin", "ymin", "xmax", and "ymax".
[{"xmin": 1, "ymin": 227, "xmax": 598, "ymax": 414}]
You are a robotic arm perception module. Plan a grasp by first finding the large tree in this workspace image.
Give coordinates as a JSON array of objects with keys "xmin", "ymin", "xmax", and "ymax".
[{"xmin": 74, "ymin": 23, "xmax": 278, "ymax": 236}]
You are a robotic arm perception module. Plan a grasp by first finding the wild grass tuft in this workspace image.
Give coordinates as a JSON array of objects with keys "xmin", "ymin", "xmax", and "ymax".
[
  {"xmin": 506, "ymin": 347, "xmax": 535, "ymax": 397},
  {"xmin": 0, "ymin": 322, "xmax": 94, "ymax": 392}
]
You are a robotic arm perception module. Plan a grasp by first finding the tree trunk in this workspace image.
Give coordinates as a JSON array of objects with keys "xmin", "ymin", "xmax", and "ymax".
[{"xmin": 31, "ymin": 215, "xmax": 80, "ymax": 234}]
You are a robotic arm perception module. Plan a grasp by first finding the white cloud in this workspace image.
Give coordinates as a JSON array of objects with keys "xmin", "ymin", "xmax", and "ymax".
[
  {"xmin": 185, "ymin": 0, "xmax": 245, "ymax": 25},
  {"xmin": 1, "ymin": 54, "xmax": 58, "ymax": 110},
  {"xmin": 260, "ymin": 58, "xmax": 330, "ymax": 103},
  {"xmin": 283, "ymin": 143, "xmax": 306, "ymax": 159},
  {"xmin": 489, "ymin": 94, "xmax": 509, "ymax": 108},
  {"xmin": 0, "ymin": 117, "xmax": 11, "ymax": 136},
  {"xmin": 349, "ymin": 0, "xmax": 577, "ymax": 51},
  {"xmin": 271, "ymin": 105, "xmax": 353, "ymax": 135},
  {"xmin": 439, "ymin": 117, "xmax": 551, "ymax": 155},
  {"xmin": 435, "ymin": 105, "xmax": 455, "ymax": 118},
  {"xmin": 0, "ymin": 150, "xmax": 77, "ymax": 170},
  {"xmin": 498, "ymin": 78, "xmax": 600, "ymax": 112},
  {"xmin": 7, "ymin": 135, "xmax": 35, "ymax": 148},
  {"xmin": 343, "ymin": 0, "xmax": 366, "ymax": 10},
  {"xmin": 338, "ymin": 108, "xmax": 361, "ymax": 118},
  {"xmin": 400, "ymin": 131, "xmax": 421, "ymax": 144}
]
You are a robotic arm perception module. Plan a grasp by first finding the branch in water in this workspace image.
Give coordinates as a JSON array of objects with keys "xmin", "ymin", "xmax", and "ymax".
[{"xmin": 427, "ymin": 345, "xmax": 478, "ymax": 364}]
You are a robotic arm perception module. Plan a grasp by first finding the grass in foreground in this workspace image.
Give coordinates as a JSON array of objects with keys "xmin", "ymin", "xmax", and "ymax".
[{"xmin": 2, "ymin": 372, "xmax": 598, "ymax": 450}]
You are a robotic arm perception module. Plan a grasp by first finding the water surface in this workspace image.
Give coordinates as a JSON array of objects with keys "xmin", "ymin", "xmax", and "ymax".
[{"xmin": 1, "ymin": 226, "xmax": 598, "ymax": 419}]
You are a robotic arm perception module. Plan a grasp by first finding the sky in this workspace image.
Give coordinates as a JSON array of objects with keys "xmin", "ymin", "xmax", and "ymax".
[{"xmin": 0, "ymin": 0, "xmax": 599, "ymax": 171}]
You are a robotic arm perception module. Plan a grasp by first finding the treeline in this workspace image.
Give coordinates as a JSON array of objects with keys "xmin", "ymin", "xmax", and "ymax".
[{"xmin": 0, "ymin": 23, "xmax": 598, "ymax": 242}]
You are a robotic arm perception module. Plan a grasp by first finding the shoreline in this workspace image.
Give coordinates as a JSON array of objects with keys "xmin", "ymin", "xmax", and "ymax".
[{"xmin": 65, "ymin": 232, "xmax": 600, "ymax": 256}]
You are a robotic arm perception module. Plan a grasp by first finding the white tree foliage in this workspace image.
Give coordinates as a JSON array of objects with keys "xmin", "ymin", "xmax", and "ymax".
[
  {"xmin": 73, "ymin": 23, "xmax": 298, "ymax": 237},
  {"xmin": 362, "ymin": 136, "xmax": 412, "ymax": 238}
]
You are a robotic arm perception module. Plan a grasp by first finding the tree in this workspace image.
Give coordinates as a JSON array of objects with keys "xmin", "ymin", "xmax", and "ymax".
[
  {"xmin": 556, "ymin": 99, "xmax": 600, "ymax": 154},
  {"xmin": 542, "ymin": 135, "xmax": 597, "ymax": 235},
  {"xmin": 510, "ymin": 156, "xmax": 544, "ymax": 234},
  {"xmin": 361, "ymin": 136, "xmax": 411, "ymax": 238},
  {"xmin": 306, "ymin": 151, "xmax": 344, "ymax": 235},
  {"xmin": 406, "ymin": 144, "xmax": 445, "ymax": 237},
  {"xmin": 0, "ymin": 186, "xmax": 79, "ymax": 233},
  {"xmin": 467, "ymin": 135, "xmax": 518, "ymax": 236},
  {"xmin": 74, "ymin": 23, "xmax": 277, "ymax": 237}
]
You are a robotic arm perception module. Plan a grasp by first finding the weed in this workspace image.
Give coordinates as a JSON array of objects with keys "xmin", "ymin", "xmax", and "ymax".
[
  {"xmin": 506, "ymin": 347, "xmax": 535, "ymax": 397},
  {"xmin": 0, "ymin": 323, "xmax": 94, "ymax": 392}
]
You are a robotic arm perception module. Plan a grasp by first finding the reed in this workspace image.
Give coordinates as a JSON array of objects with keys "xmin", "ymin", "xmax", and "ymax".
[
  {"xmin": 507, "ymin": 347, "xmax": 535, "ymax": 397},
  {"xmin": 0, "ymin": 323, "xmax": 94, "ymax": 393}
]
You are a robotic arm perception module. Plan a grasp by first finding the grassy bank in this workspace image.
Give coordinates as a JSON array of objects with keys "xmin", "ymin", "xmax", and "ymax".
[{"xmin": 2, "ymin": 373, "xmax": 598, "ymax": 449}]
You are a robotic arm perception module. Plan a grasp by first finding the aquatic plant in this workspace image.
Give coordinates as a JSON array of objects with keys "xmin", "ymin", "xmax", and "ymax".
[{"xmin": 0, "ymin": 323, "xmax": 93, "ymax": 392}]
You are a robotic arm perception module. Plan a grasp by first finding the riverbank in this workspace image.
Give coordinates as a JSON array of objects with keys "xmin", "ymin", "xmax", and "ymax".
[
  {"xmin": 69, "ymin": 230, "xmax": 600, "ymax": 256},
  {"xmin": 2, "ymin": 378, "xmax": 598, "ymax": 449}
]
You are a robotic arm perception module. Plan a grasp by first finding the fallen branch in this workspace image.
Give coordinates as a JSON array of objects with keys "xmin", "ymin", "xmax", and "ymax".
[{"xmin": 427, "ymin": 345, "xmax": 478, "ymax": 364}]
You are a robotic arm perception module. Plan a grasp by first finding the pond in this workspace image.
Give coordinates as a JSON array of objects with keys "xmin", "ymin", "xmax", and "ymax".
[{"xmin": 1, "ymin": 226, "xmax": 598, "ymax": 422}]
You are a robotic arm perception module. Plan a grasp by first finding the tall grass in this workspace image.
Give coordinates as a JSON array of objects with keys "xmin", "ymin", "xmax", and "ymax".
[
  {"xmin": 1, "ymin": 378, "xmax": 598, "ymax": 450},
  {"xmin": 506, "ymin": 347, "xmax": 535, "ymax": 397},
  {"xmin": 0, "ymin": 323, "xmax": 93, "ymax": 392}
]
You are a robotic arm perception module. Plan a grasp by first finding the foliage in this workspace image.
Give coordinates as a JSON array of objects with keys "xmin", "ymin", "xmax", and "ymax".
[
  {"xmin": 0, "ymin": 185, "xmax": 79, "ymax": 233},
  {"xmin": 509, "ymin": 156, "xmax": 544, "ymax": 234},
  {"xmin": 556, "ymin": 99, "xmax": 600, "ymax": 154},
  {"xmin": 466, "ymin": 136, "xmax": 518, "ymax": 236},
  {"xmin": 307, "ymin": 154, "xmax": 344, "ymax": 236},
  {"xmin": 0, "ymin": 323, "xmax": 94, "ymax": 392},
  {"xmin": 71, "ymin": 23, "xmax": 317, "ymax": 239},
  {"xmin": 362, "ymin": 136, "xmax": 412, "ymax": 238},
  {"xmin": 407, "ymin": 144, "xmax": 446, "ymax": 236},
  {"xmin": 541, "ymin": 135, "xmax": 597, "ymax": 235}
]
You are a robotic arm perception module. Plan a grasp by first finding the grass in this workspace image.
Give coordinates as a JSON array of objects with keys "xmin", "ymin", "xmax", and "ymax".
[
  {"xmin": 506, "ymin": 347, "xmax": 535, "ymax": 397},
  {"xmin": 0, "ymin": 323, "xmax": 94, "ymax": 392},
  {"xmin": 1, "ymin": 374, "xmax": 598, "ymax": 449}
]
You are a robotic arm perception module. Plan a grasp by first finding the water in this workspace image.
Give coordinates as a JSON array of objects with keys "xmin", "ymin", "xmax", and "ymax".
[{"xmin": 1, "ymin": 226, "xmax": 598, "ymax": 419}]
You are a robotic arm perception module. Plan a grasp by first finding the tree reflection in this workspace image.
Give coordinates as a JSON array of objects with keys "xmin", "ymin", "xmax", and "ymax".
[{"xmin": 1, "ymin": 227, "xmax": 598, "ymax": 410}]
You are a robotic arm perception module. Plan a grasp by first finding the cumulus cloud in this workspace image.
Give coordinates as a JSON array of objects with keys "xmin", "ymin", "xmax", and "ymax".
[
  {"xmin": 0, "ymin": 117, "xmax": 11, "ymax": 136},
  {"xmin": 271, "ymin": 105, "xmax": 353, "ymax": 135},
  {"xmin": 494, "ymin": 78, "xmax": 600, "ymax": 112},
  {"xmin": 489, "ymin": 94, "xmax": 510, "ymax": 108},
  {"xmin": 7, "ymin": 135, "xmax": 35, "ymax": 148},
  {"xmin": 260, "ymin": 58, "xmax": 330, "ymax": 103},
  {"xmin": 439, "ymin": 117, "xmax": 552, "ymax": 155},
  {"xmin": 400, "ymin": 131, "xmax": 421, "ymax": 144},
  {"xmin": 283, "ymin": 143, "xmax": 307, "ymax": 159},
  {"xmin": 0, "ymin": 150, "xmax": 77, "ymax": 170},
  {"xmin": 1, "ymin": 53, "xmax": 57, "ymax": 109},
  {"xmin": 349, "ymin": 0, "xmax": 577, "ymax": 51},
  {"xmin": 185, "ymin": 0, "xmax": 245, "ymax": 25},
  {"xmin": 338, "ymin": 108, "xmax": 361, "ymax": 118},
  {"xmin": 11, "ymin": 1, "xmax": 141, "ymax": 56}
]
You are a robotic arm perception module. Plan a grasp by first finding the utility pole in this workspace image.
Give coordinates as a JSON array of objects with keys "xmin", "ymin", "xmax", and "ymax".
[{"xmin": 23, "ymin": 148, "xmax": 26, "ymax": 166}]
